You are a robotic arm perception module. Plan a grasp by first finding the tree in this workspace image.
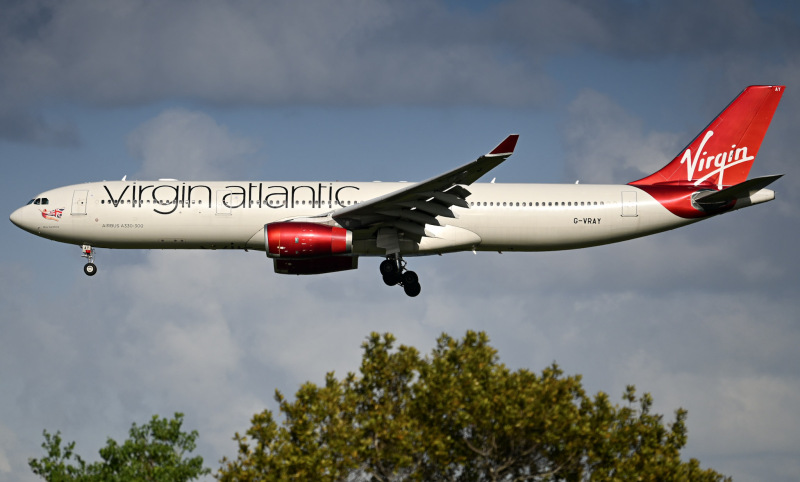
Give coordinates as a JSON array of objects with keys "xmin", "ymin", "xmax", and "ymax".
[
  {"xmin": 29, "ymin": 412, "xmax": 210, "ymax": 481},
  {"xmin": 218, "ymin": 331, "xmax": 729, "ymax": 481}
]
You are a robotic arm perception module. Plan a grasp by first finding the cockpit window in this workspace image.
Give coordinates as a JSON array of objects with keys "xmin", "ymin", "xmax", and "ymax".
[
  {"xmin": 26, "ymin": 199, "xmax": 35, "ymax": 205},
  {"xmin": 41, "ymin": 198, "xmax": 49, "ymax": 205},
  {"xmin": 33, "ymin": 198, "xmax": 40, "ymax": 205}
]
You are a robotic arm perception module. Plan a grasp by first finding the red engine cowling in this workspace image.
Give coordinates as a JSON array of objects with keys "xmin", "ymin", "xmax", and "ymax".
[{"xmin": 265, "ymin": 222, "xmax": 352, "ymax": 259}]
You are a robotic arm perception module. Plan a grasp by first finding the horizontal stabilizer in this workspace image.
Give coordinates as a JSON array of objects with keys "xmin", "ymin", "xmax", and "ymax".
[{"xmin": 694, "ymin": 174, "xmax": 783, "ymax": 206}]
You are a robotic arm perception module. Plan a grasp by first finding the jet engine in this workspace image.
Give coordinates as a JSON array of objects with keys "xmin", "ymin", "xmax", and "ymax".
[{"xmin": 265, "ymin": 222, "xmax": 352, "ymax": 259}]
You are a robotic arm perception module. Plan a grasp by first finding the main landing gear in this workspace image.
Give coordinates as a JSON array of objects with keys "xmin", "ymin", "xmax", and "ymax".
[
  {"xmin": 81, "ymin": 245, "xmax": 97, "ymax": 276},
  {"xmin": 380, "ymin": 255, "xmax": 421, "ymax": 297}
]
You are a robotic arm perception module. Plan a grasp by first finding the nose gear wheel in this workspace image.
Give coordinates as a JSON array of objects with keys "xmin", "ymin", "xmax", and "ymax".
[{"xmin": 81, "ymin": 245, "xmax": 97, "ymax": 276}]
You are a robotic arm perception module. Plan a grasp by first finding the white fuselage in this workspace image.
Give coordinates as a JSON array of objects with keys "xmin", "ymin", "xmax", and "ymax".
[{"xmin": 12, "ymin": 180, "xmax": 700, "ymax": 256}]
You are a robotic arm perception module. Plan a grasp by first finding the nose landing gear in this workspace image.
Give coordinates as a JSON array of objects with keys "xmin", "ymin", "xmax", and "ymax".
[
  {"xmin": 380, "ymin": 255, "xmax": 421, "ymax": 297},
  {"xmin": 81, "ymin": 245, "xmax": 97, "ymax": 276}
]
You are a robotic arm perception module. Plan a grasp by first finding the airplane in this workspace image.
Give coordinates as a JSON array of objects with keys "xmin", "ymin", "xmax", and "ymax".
[{"xmin": 9, "ymin": 85, "xmax": 785, "ymax": 297}]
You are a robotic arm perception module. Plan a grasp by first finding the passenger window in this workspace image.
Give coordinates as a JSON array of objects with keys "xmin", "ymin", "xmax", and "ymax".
[{"xmin": 502, "ymin": 202, "xmax": 506, "ymax": 206}]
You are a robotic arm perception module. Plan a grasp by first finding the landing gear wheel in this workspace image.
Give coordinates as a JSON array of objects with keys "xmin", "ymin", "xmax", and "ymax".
[
  {"xmin": 81, "ymin": 245, "xmax": 97, "ymax": 276},
  {"xmin": 380, "ymin": 259, "xmax": 399, "ymax": 276},
  {"xmin": 379, "ymin": 255, "xmax": 420, "ymax": 296},
  {"xmin": 401, "ymin": 270, "xmax": 418, "ymax": 285},
  {"xmin": 383, "ymin": 272, "xmax": 401, "ymax": 286},
  {"xmin": 403, "ymin": 282, "xmax": 421, "ymax": 297}
]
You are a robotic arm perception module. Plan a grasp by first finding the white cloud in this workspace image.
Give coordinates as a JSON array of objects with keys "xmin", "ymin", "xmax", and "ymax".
[
  {"xmin": 561, "ymin": 89, "xmax": 682, "ymax": 184},
  {"xmin": 127, "ymin": 109, "xmax": 259, "ymax": 180}
]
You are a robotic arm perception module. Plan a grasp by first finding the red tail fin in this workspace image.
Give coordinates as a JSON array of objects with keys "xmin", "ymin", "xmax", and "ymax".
[{"xmin": 631, "ymin": 85, "xmax": 784, "ymax": 189}]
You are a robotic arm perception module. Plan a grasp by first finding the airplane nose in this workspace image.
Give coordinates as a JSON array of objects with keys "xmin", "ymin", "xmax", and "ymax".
[
  {"xmin": 9, "ymin": 207, "xmax": 23, "ymax": 228},
  {"xmin": 9, "ymin": 207, "xmax": 34, "ymax": 233}
]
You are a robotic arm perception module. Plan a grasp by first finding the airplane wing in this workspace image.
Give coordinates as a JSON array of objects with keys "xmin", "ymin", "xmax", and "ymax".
[{"xmin": 331, "ymin": 135, "xmax": 518, "ymax": 252}]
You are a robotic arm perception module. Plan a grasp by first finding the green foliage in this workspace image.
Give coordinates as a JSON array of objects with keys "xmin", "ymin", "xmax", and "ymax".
[
  {"xmin": 29, "ymin": 412, "xmax": 210, "ymax": 481},
  {"xmin": 218, "ymin": 331, "xmax": 730, "ymax": 481}
]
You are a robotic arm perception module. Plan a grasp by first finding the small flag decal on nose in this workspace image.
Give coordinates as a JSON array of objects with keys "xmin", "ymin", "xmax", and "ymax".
[{"xmin": 41, "ymin": 208, "xmax": 64, "ymax": 221}]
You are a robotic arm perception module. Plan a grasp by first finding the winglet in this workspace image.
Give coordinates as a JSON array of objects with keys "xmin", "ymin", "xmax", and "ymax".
[{"xmin": 488, "ymin": 134, "xmax": 519, "ymax": 157}]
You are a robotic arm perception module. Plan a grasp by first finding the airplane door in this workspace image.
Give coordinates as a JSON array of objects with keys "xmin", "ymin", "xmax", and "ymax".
[
  {"xmin": 216, "ymin": 190, "xmax": 231, "ymax": 215},
  {"xmin": 216, "ymin": 191, "xmax": 244, "ymax": 215},
  {"xmin": 71, "ymin": 190, "xmax": 88, "ymax": 215},
  {"xmin": 621, "ymin": 191, "xmax": 638, "ymax": 217}
]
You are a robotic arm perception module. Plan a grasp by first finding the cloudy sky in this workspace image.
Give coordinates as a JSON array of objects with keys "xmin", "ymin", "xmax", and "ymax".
[{"xmin": 2, "ymin": 1, "xmax": 799, "ymax": 480}]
